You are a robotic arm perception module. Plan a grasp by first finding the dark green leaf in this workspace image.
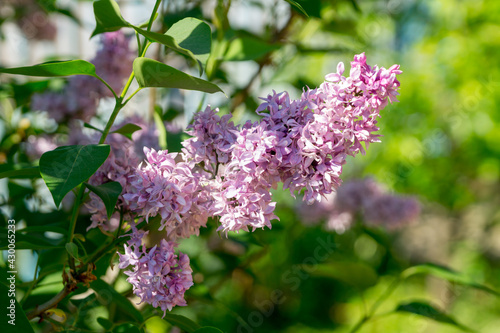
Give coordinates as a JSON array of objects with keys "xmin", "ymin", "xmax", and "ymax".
[
  {"xmin": 165, "ymin": 18, "xmax": 212, "ymax": 70},
  {"xmin": 396, "ymin": 301, "xmax": 473, "ymax": 332},
  {"xmin": 0, "ymin": 166, "xmax": 40, "ymax": 179},
  {"xmin": 224, "ymin": 37, "xmax": 280, "ymax": 61},
  {"xmin": 40, "ymin": 145, "xmax": 110, "ymax": 207},
  {"xmin": 0, "ymin": 233, "xmax": 63, "ymax": 250},
  {"xmin": 91, "ymin": 279, "xmax": 143, "ymax": 323},
  {"xmin": 402, "ymin": 263, "xmax": 500, "ymax": 297},
  {"xmin": 0, "ymin": 60, "xmax": 97, "ymax": 77},
  {"xmin": 133, "ymin": 58, "xmax": 224, "ymax": 94},
  {"xmin": 84, "ymin": 122, "xmax": 104, "ymax": 133},
  {"xmin": 111, "ymin": 123, "xmax": 142, "ymax": 140},
  {"xmin": 97, "ymin": 317, "xmax": 113, "ymax": 330},
  {"xmin": 91, "ymin": 0, "xmax": 130, "ymax": 37},
  {"xmin": 162, "ymin": 313, "xmax": 201, "ymax": 333},
  {"xmin": 0, "ymin": 283, "xmax": 35, "ymax": 333},
  {"xmin": 193, "ymin": 327, "xmax": 224, "ymax": 333},
  {"xmin": 85, "ymin": 182, "xmax": 122, "ymax": 219},
  {"xmin": 284, "ymin": 0, "xmax": 309, "ymax": 17},
  {"xmin": 304, "ymin": 262, "xmax": 378, "ymax": 289},
  {"xmin": 65, "ymin": 242, "xmax": 79, "ymax": 259}
]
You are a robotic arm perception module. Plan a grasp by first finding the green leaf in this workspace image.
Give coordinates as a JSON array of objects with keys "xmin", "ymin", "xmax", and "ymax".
[
  {"xmin": 91, "ymin": 0, "xmax": 130, "ymax": 37},
  {"xmin": 91, "ymin": 279, "xmax": 143, "ymax": 323},
  {"xmin": 0, "ymin": 283, "xmax": 35, "ymax": 333},
  {"xmin": 224, "ymin": 37, "xmax": 280, "ymax": 61},
  {"xmin": 154, "ymin": 107, "xmax": 167, "ymax": 150},
  {"xmin": 402, "ymin": 263, "xmax": 500, "ymax": 297},
  {"xmin": 162, "ymin": 313, "xmax": 201, "ymax": 333},
  {"xmin": 193, "ymin": 327, "xmax": 224, "ymax": 333},
  {"xmin": 165, "ymin": 18, "xmax": 212, "ymax": 71},
  {"xmin": 284, "ymin": 0, "xmax": 309, "ymax": 17},
  {"xmin": 84, "ymin": 123, "xmax": 104, "ymax": 134},
  {"xmin": 0, "ymin": 233, "xmax": 63, "ymax": 250},
  {"xmin": 97, "ymin": 317, "xmax": 113, "ymax": 330},
  {"xmin": 111, "ymin": 123, "xmax": 142, "ymax": 140},
  {"xmin": 65, "ymin": 242, "xmax": 79, "ymax": 259},
  {"xmin": 0, "ymin": 60, "xmax": 97, "ymax": 77},
  {"xmin": 85, "ymin": 182, "xmax": 122, "ymax": 219},
  {"xmin": 133, "ymin": 58, "xmax": 224, "ymax": 94},
  {"xmin": 40, "ymin": 145, "xmax": 110, "ymax": 207},
  {"xmin": 304, "ymin": 262, "xmax": 378, "ymax": 289},
  {"xmin": 132, "ymin": 28, "xmax": 203, "ymax": 74},
  {"xmin": 0, "ymin": 166, "xmax": 40, "ymax": 179},
  {"xmin": 396, "ymin": 301, "xmax": 473, "ymax": 332}
]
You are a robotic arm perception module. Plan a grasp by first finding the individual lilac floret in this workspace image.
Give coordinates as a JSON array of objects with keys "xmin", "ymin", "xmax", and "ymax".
[
  {"xmin": 118, "ymin": 234, "xmax": 193, "ymax": 315},
  {"xmin": 297, "ymin": 178, "xmax": 420, "ymax": 232},
  {"xmin": 124, "ymin": 148, "xmax": 209, "ymax": 240}
]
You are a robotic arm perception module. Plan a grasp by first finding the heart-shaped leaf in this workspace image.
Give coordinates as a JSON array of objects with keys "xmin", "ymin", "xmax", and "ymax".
[
  {"xmin": 40, "ymin": 145, "xmax": 110, "ymax": 207},
  {"xmin": 85, "ymin": 182, "xmax": 123, "ymax": 219},
  {"xmin": 133, "ymin": 58, "xmax": 224, "ymax": 94},
  {"xmin": 165, "ymin": 18, "xmax": 212, "ymax": 71}
]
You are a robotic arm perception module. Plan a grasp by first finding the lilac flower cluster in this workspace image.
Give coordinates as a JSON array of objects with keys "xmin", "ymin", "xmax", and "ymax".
[
  {"xmin": 298, "ymin": 178, "xmax": 420, "ymax": 233},
  {"xmin": 31, "ymin": 31, "xmax": 134, "ymax": 122},
  {"xmin": 123, "ymin": 53, "xmax": 402, "ymax": 237},
  {"xmin": 118, "ymin": 230, "xmax": 193, "ymax": 316},
  {"xmin": 85, "ymin": 116, "xmax": 160, "ymax": 231}
]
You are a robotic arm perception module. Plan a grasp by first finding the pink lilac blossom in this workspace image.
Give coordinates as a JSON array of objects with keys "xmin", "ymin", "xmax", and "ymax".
[
  {"xmin": 297, "ymin": 178, "xmax": 420, "ymax": 232},
  {"xmin": 85, "ymin": 116, "xmax": 160, "ymax": 231},
  {"xmin": 123, "ymin": 53, "xmax": 402, "ymax": 236},
  {"xmin": 31, "ymin": 31, "xmax": 134, "ymax": 122},
  {"xmin": 123, "ymin": 148, "xmax": 210, "ymax": 240},
  {"xmin": 118, "ymin": 234, "xmax": 193, "ymax": 315}
]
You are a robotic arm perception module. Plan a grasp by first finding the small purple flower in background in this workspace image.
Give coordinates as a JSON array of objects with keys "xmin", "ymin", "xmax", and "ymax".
[
  {"xmin": 298, "ymin": 177, "xmax": 420, "ymax": 233},
  {"xmin": 31, "ymin": 31, "xmax": 135, "ymax": 122},
  {"xmin": 118, "ymin": 234, "xmax": 193, "ymax": 315}
]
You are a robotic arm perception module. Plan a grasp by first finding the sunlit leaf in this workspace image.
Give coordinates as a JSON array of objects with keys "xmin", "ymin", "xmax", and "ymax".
[
  {"xmin": 0, "ymin": 60, "xmax": 97, "ymax": 77},
  {"xmin": 402, "ymin": 263, "xmax": 500, "ymax": 297},
  {"xmin": 91, "ymin": 0, "xmax": 130, "ymax": 37},
  {"xmin": 133, "ymin": 58, "xmax": 224, "ymax": 94},
  {"xmin": 224, "ymin": 37, "xmax": 280, "ymax": 61}
]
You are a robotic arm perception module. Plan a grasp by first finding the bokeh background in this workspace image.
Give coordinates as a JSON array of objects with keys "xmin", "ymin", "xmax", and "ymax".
[{"xmin": 1, "ymin": 0, "xmax": 500, "ymax": 332}]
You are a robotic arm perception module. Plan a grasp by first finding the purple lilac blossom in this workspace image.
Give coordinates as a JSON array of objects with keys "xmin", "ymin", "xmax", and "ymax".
[
  {"xmin": 123, "ymin": 148, "xmax": 210, "ymax": 240},
  {"xmin": 31, "ymin": 31, "xmax": 134, "ymax": 122},
  {"xmin": 297, "ymin": 178, "xmax": 420, "ymax": 232},
  {"xmin": 85, "ymin": 116, "xmax": 160, "ymax": 231},
  {"xmin": 123, "ymin": 53, "xmax": 402, "ymax": 236},
  {"xmin": 118, "ymin": 233, "xmax": 193, "ymax": 315}
]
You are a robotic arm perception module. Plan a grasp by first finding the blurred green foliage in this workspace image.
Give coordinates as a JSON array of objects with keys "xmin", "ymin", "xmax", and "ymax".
[{"xmin": 1, "ymin": 0, "xmax": 500, "ymax": 332}]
